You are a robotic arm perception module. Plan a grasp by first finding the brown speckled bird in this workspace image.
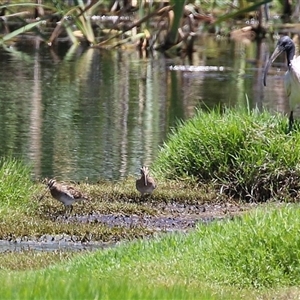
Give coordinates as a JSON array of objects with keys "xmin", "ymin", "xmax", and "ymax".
[
  {"xmin": 40, "ymin": 179, "xmax": 89, "ymax": 215},
  {"xmin": 136, "ymin": 166, "xmax": 157, "ymax": 196}
]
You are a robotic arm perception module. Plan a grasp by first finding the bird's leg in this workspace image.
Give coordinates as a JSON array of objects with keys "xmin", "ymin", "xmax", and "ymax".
[
  {"xmin": 39, "ymin": 187, "xmax": 49, "ymax": 201},
  {"xmin": 289, "ymin": 111, "xmax": 294, "ymax": 132},
  {"xmin": 64, "ymin": 206, "xmax": 71, "ymax": 217},
  {"xmin": 63, "ymin": 206, "xmax": 68, "ymax": 216}
]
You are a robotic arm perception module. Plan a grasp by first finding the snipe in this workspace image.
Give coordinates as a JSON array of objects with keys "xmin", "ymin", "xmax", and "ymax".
[
  {"xmin": 40, "ymin": 179, "xmax": 89, "ymax": 215},
  {"xmin": 136, "ymin": 166, "xmax": 157, "ymax": 196}
]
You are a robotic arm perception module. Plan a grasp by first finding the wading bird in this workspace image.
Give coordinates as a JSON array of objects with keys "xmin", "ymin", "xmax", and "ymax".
[
  {"xmin": 263, "ymin": 35, "xmax": 300, "ymax": 131},
  {"xmin": 39, "ymin": 179, "xmax": 89, "ymax": 215},
  {"xmin": 136, "ymin": 166, "xmax": 157, "ymax": 196}
]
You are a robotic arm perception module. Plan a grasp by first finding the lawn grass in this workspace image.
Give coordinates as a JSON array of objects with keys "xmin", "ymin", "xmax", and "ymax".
[
  {"xmin": 1, "ymin": 204, "xmax": 300, "ymax": 299},
  {"xmin": 0, "ymin": 250, "xmax": 78, "ymax": 271}
]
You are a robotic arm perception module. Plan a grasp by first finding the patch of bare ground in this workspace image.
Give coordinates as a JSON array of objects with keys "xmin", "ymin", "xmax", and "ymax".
[{"xmin": 0, "ymin": 180, "xmax": 256, "ymax": 252}]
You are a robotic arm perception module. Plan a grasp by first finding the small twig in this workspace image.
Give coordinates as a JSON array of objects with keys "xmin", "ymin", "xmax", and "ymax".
[{"xmin": 0, "ymin": 11, "xmax": 30, "ymax": 19}]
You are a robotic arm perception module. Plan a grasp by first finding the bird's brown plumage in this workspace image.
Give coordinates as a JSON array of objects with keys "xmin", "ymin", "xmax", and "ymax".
[
  {"xmin": 136, "ymin": 166, "xmax": 156, "ymax": 196},
  {"xmin": 45, "ymin": 179, "xmax": 89, "ymax": 214}
]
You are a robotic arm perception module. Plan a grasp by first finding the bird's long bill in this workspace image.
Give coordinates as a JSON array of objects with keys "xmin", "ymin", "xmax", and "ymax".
[
  {"xmin": 39, "ymin": 186, "xmax": 49, "ymax": 201},
  {"xmin": 141, "ymin": 167, "xmax": 149, "ymax": 186},
  {"xmin": 263, "ymin": 46, "xmax": 284, "ymax": 87}
]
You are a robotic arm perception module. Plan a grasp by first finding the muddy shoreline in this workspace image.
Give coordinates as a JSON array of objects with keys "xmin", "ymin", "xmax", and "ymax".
[{"xmin": 0, "ymin": 201, "xmax": 252, "ymax": 253}]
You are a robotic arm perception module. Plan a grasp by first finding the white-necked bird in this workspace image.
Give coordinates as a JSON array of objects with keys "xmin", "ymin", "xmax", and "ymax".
[{"xmin": 263, "ymin": 36, "xmax": 300, "ymax": 131}]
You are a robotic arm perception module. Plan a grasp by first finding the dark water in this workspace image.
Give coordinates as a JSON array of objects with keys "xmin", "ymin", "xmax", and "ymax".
[{"xmin": 0, "ymin": 36, "xmax": 288, "ymax": 182}]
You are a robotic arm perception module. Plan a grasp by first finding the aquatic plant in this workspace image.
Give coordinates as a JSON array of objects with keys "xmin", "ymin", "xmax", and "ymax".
[
  {"xmin": 0, "ymin": 1, "xmax": 99, "ymax": 46},
  {"xmin": 0, "ymin": 0, "xmax": 274, "ymax": 53}
]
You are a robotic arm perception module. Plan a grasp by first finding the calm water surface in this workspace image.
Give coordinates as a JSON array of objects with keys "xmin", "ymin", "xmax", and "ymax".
[{"xmin": 0, "ymin": 37, "xmax": 289, "ymax": 182}]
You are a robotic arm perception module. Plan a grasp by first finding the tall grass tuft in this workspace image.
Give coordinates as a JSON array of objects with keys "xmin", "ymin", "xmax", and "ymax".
[
  {"xmin": 154, "ymin": 108, "xmax": 300, "ymax": 201},
  {"xmin": 0, "ymin": 157, "xmax": 35, "ymax": 210}
]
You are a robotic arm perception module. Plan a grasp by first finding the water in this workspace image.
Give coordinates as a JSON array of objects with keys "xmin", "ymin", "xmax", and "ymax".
[{"xmin": 0, "ymin": 36, "xmax": 289, "ymax": 182}]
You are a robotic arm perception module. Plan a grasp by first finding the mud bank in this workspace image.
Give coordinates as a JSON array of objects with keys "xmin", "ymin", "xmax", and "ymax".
[{"xmin": 1, "ymin": 201, "xmax": 252, "ymax": 253}]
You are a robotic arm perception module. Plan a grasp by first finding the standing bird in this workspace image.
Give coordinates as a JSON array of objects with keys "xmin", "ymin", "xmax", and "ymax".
[
  {"xmin": 136, "ymin": 166, "xmax": 157, "ymax": 196},
  {"xmin": 263, "ymin": 35, "xmax": 300, "ymax": 131},
  {"xmin": 40, "ymin": 179, "xmax": 89, "ymax": 215}
]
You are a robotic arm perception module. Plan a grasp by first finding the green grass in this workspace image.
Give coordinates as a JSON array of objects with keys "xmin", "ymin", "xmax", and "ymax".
[
  {"xmin": 0, "ymin": 275, "xmax": 225, "ymax": 300},
  {"xmin": 0, "ymin": 250, "xmax": 78, "ymax": 271},
  {"xmin": 194, "ymin": 204, "xmax": 300, "ymax": 288},
  {"xmin": 1, "ymin": 204, "xmax": 300, "ymax": 299},
  {"xmin": 154, "ymin": 108, "xmax": 300, "ymax": 201},
  {"xmin": 0, "ymin": 157, "xmax": 38, "ymax": 211}
]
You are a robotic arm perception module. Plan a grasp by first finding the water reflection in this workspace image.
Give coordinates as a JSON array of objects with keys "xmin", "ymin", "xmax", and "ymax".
[{"xmin": 0, "ymin": 37, "xmax": 290, "ymax": 181}]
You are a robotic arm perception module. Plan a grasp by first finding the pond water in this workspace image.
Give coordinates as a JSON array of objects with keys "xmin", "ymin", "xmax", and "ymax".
[{"xmin": 0, "ymin": 36, "xmax": 288, "ymax": 182}]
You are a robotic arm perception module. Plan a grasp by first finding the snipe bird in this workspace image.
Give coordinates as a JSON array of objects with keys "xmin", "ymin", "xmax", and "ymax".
[
  {"xmin": 40, "ymin": 179, "xmax": 89, "ymax": 215},
  {"xmin": 263, "ymin": 35, "xmax": 300, "ymax": 131},
  {"xmin": 136, "ymin": 166, "xmax": 157, "ymax": 196}
]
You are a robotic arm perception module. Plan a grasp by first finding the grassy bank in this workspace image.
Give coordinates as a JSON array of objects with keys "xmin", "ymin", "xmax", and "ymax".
[
  {"xmin": 154, "ymin": 108, "xmax": 300, "ymax": 201},
  {"xmin": 0, "ymin": 176, "xmax": 222, "ymax": 241}
]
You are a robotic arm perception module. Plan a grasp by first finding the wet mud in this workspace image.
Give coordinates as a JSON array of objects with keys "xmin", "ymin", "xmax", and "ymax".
[
  {"xmin": 58, "ymin": 202, "xmax": 245, "ymax": 231},
  {"xmin": 0, "ymin": 201, "xmax": 251, "ymax": 253}
]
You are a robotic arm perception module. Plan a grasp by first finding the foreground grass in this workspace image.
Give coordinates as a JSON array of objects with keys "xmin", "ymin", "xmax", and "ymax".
[
  {"xmin": 0, "ymin": 250, "xmax": 78, "ymax": 271},
  {"xmin": 1, "ymin": 204, "xmax": 300, "ymax": 299}
]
